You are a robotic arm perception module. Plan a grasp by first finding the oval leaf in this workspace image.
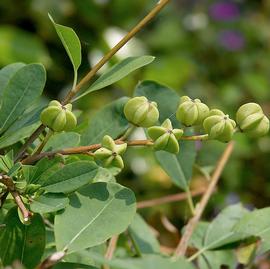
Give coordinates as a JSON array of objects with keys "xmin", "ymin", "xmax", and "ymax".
[
  {"xmin": 0, "ymin": 63, "xmax": 46, "ymax": 134},
  {"xmin": 39, "ymin": 161, "xmax": 99, "ymax": 193},
  {"xmin": 81, "ymin": 97, "xmax": 129, "ymax": 146},
  {"xmin": 74, "ymin": 56, "xmax": 155, "ymax": 101},
  {"xmin": 49, "ymin": 14, "xmax": 81, "ymax": 72},
  {"xmin": 0, "ymin": 207, "xmax": 45, "ymax": 269},
  {"xmin": 43, "ymin": 132, "xmax": 80, "ymax": 152},
  {"xmin": 55, "ymin": 182, "xmax": 136, "ymax": 253},
  {"xmin": 128, "ymin": 213, "xmax": 160, "ymax": 255},
  {"xmin": 30, "ymin": 193, "xmax": 69, "ymax": 214}
]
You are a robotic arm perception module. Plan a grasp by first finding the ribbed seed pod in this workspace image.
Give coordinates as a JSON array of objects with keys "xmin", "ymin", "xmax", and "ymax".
[
  {"xmin": 236, "ymin": 103, "xmax": 269, "ymax": 137},
  {"xmin": 203, "ymin": 109, "xmax": 236, "ymax": 142},
  {"xmin": 147, "ymin": 119, "xmax": 183, "ymax": 154},
  {"xmin": 94, "ymin": 135, "xmax": 127, "ymax": 169},
  {"xmin": 124, "ymin": 96, "xmax": 159, "ymax": 127},
  {"xmin": 40, "ymin": 100, "xmax": 77, "ymax": 132},
  {"xmin": 176, "ymin": 96, "xmax": 209, "ymax": 126}
]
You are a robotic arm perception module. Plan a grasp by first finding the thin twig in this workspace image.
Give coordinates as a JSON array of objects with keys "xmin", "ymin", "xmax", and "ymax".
[
  {"xmin": 0, "ymin": 175, "xmax": 32, "ymax": 221},
  {"xmin": 137, "ymin": 187, "xmax": 206, "ymax": 209},
  {"xmin": 63, "ymin": 0, "xmax": 171, "ymax": 104},
  {"xmin": 14, "ymin": 0, "xmax": 172, "ymax": 165},
  {"xmin": 14, "ymin": 124, "xmax": 45, "ymax": 162},
  {"xmin": 173, "ymin": 142, "xmax": 235, "ymax": 258},
  {"xmin": 103, "ymin": 235, "xmax": 119, "ymax": 269},
  {"xmin": 21, "ymin": 135, "xmax": 208, "ymax": 165}
]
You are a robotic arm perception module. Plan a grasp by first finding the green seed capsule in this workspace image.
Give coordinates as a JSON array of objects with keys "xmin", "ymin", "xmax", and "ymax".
[
  {"xmin": 124, "ymin": 96, "xmax": 159, "ymax": 127},
  {"xmin": 176, "ymin": 96, "xmax": 209, "ymax": 126},
  {"xmin": 236, "ymin": 103, "xmax": 269, "ymax": 137},
  {"xmin": 203, "ymin": 110, "xmax": 236, "ymax": 143},
  {"xmin": 147, "ymin": 119, "xmax": 183, "ymax": 154},
  {"xmin": 40, "ymin": 100, "xmax": 77, "ymax": 132},
  {"xmin": 94, "ymin": 135, "xmax": 127, "ymax": 169}
]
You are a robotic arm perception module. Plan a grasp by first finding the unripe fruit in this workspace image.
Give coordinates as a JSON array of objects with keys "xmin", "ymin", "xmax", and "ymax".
[
  {"xmin": 124, "ymin": 96, "xmax": 159, "ymax": 127},
  {"xmin": 40, "ymin": 100, "xmax": 77, "ymax": 132},
  {"xmin": 147, "ymin": 119, "xmax": 183, "ymax": 154},
  {"xmin": 176, "ymin": 96, "xmax": 209, "ymax": 127},
  {"xmin": 94, "ymin": 135, "xmax": 127, "ymax": 169},
  {"xmin": 236, "ymin": 103, "xmax": 269, "ymax": 137},
  {"xmin": 203, "ymin": 109, "xmax": 236, "ymax": 142}
]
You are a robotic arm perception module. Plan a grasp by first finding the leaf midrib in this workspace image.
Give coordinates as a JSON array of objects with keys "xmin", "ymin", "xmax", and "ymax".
[{"xmin": 63, "ymin": 196, "xmax": 115, "ymax": 251}]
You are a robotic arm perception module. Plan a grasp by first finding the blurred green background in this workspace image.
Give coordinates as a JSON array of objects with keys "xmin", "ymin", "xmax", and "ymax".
[{"xmin": 0, "ymin": 0, "xmax": 270, "ymax": 252}]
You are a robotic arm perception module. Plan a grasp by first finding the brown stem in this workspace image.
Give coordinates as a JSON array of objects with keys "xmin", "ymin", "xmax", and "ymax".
[
  {"xmin": 103, "ymin": 235, "xmax": 119, "ymax": 269},
  {"xmin": 173, "ymin": 142, "xmax": 235, "ymax": 258},
  {"xmin": 137, "ymin": 187, "xmax": 207, "ymax": 209},
  {"xmin": 14, "ymin": 124, "xmax": 46, "ymax": 162},
  {"xmin": 15, "ymin": 0, "xmax": 171, "ymax": 164},
  {"xmin": 21, "ymin": 135, "xmax": 208, "ymax": 165},
  {"xmin": 63, "ymin": 0, "xmax": 171, "ymax": 104},
  {"xmin": 0, "ymin": 175, "xmax": 32, "ymax": 221}
]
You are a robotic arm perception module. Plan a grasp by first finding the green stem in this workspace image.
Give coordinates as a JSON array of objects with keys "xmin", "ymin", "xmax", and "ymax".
[
  {"xmin": 32, "ymin": 129, "xmax": 54, "ymax": 155},
  {"xmin": 128, "ymin": 231, "xmax": 142, "ymax": 257},
  {"xmin": 119, "ymin": 125, "xmax": 136, "ymax": 141},
  {"xmin": 180, "ymin": 134, "xmax": 209, "ymax": 141},
  {"xmin": 186, "ymin": 188, "xmax": 195, "ymax": 215}
]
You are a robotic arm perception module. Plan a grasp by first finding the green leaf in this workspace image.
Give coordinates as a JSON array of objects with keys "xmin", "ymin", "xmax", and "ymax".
[
  {"xmin": 49, "ymin": 14, "xmax": 81, "ymax": 73},
  {"xmin": 0, "ymin": 62, "xmax": 25, "ymax": 99},
  {"xmin": 55, "ymin": 182, "xmax": 136, "ymax": 253},
  {"xmin": 81, "ymin": 97, "xmax": 129, "ymax": 145},
  {"xmin": 27, "ymin": 156, "xmax": 64, "ymax": 184},
  {"xmin": 198, "ymin": 250, "xmax": 237, "ymax": 269},
  {"xmin": 0, "ymin": 63, "xmax": 46, "ymax": 134},
  {"xmin": 135, "ymin": 80, "xmax": 196, "ymax": 190},
  {"xmin": 0, "ymin": 207, "xmax": 45, "ymax": 269},
  {"xmin": 38, "ymin": 161, "xmax": 98, "ymax": 193},
  {"xmin": 188, "ymin": 205, "xmax": 251, "ymax": 265},
  {"xmin": 0, "ymin": 105, "xmax": 43, "ymax": 149},
  {"xmin": 43, "ymin": 132, "xmax": 80, "ymax": 152},
  {"xmin": 30, "ymin": 193, "xmax": 69, "ymax": 214},
  {"xmin": 233, "ymin": 207, "xmax": 270, "ymax": 242},
  {"xmin": 93, "ymin": 254, "xmax": 195, "ymax": 269},
  {"xmin": 204, "ymin": 203, "xmax": 248, "ymax": 249},
  {"xmin": 93, "ymin": 167, "xmax": 116, "ymax": 183},
  {"xmin": 128, "ymin": 213, "xmax": 160, "ymax": 255},
  {"xmin": 0, "ymin": 26, "xmax": 50, "ymax": 66},
  {"xmin": 74, "ymin": 56, "xmax": 155, "ymax": 101}
]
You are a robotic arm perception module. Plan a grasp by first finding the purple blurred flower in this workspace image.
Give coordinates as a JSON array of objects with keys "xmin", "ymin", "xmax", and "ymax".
[
  {"xmin": 218, "ymin": 30, "xmax": 245, "ymax": 51},
  {"xmin": 209, "ymin": 1, "xmax": 240, "ymax": 21}
]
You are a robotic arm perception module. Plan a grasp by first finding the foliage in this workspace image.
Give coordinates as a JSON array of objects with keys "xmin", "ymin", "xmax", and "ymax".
[{"xmin": 0, "ymin": 1, "xmax": 270, "ymax": 269}]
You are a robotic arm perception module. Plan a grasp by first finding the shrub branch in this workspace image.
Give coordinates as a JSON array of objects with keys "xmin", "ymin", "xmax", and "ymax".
[
  {"xmin": 21, "ymin": 135, "xmax": 208, "ymax": 165},
  {"xmin": 0, "ymin": 175, "xmax": 32, "ymax": 222},
  {"xmin": 173, "ymin": 142, "xmax": 234, "ymax": 258},
  {"xmin": 62, "ymin": 0, "xmax": 171, "ymax": 104}
]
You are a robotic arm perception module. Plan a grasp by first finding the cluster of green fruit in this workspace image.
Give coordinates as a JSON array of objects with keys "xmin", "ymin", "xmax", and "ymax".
[
  {"xmin": 40, "ymin": 96, "xmax": 269, "ymax": 170},
  {"xmin": 123, "ymin": 96, "xmax": 269, "ymax": 152}
]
